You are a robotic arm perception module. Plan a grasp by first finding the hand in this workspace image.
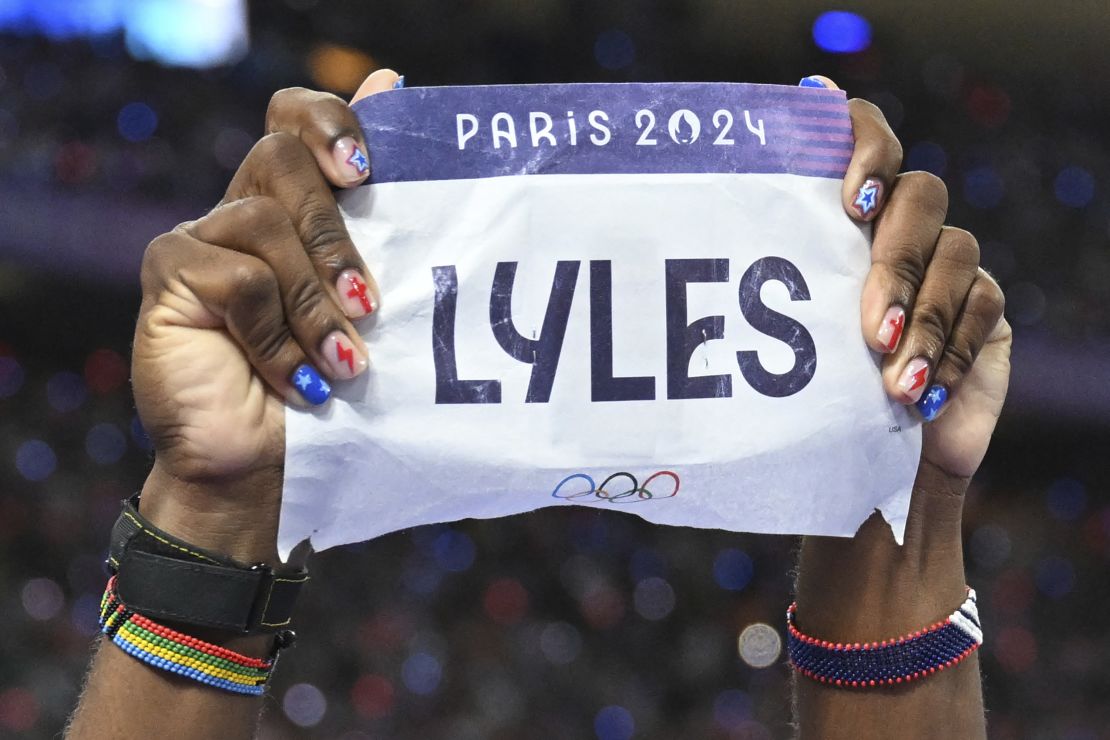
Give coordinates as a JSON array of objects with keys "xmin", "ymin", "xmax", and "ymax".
[{"xmin": 131, "ymin": 69, "xmax": 401, "ymax": 562}]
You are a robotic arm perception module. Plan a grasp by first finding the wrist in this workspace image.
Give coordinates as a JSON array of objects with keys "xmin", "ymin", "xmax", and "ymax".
[
  {"xmin": 138, "ymin": 461, "xmax": 284, "ymax": 567},
  {"xmin": 795, "ymin": 463, "xmax": 970, "ymax": 640}
]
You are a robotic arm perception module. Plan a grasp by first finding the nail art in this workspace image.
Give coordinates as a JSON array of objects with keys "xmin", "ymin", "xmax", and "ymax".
[
  {"xmin": 799, "ymin": 76, "xmax": 829, "ymax": 89},
  {"xmin": 875, "ymin": 305, "xmax": 906, "ymax": 352},
  {"xmin": 915, "ymin": 385, "xmax": 948, "ymax": 422},
  {"xmin": 333, "ymin": 136, "xmax": 369, "ymax": 182},
  {"xmin": 853, "ymin": 177, "xmax": 884, "ymax": 219},
  {"xmin": 291, "ymin": 364, "xmax": 331, "ymax": 406},
  {"xmin": 322, "ymin": 331, "xmax": 368, "ymax": 379},
  {"xmin": 392, "ymin": 75, "xmax": 406, "ymax": 90},
  {"xmin": 897, "ymin": 357, "xmax": 930, "ymax": 404},
  {"xmin": 337, "ymin": 269, "xmax": 376, "ymax": 318}
]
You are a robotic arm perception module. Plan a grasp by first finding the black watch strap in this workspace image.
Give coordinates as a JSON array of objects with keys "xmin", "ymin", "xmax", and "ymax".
[{"xmin": 107, "ymin": 494, "xmax": 308, "ymax": 634}]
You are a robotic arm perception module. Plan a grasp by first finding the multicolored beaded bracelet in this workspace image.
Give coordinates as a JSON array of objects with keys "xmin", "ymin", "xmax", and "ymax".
[
  {"xmin": 99, "ymin": 576, "xmax": 274, "ymax": 696},
  {"xmin": 787, "ymin": 588, "xmax": 983, "ymax": 688}
]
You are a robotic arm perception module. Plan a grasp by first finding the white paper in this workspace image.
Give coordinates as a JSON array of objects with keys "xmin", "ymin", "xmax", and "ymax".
[{"xmin": 279, "ymin": 83, "xmax": 920, "ymax": 556}]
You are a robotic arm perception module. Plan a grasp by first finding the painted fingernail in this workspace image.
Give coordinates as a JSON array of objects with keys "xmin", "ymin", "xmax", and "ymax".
[
  {"xmin": 897, "ymin": 357, "xmax": 931, "ymax": 404},
  {"xmin": 333, "ymin": 136, "xmax": 369, "ymax": 183},
  {"xmin": 322, "ymin": 331, "xmax": 368, "ymax": 379},
  {"xmin": 799, "ymin": 75, "xmax": 830, "ymax": 89},
  {"xmin": 875, "ymin": 305, "xmax": 906, "ymax": 353},
  {"xmin": 915, "ymin": 385, "xmax": 948, "ymax": 422},
  {"xmin": 291, "ymin": 364, "xmax": 331, "ymax": 406},
  {"xmin": 852, "ymin": 177, "xmax": 884, "ymax": 220},
  {"xmin": 392, "ymin": 75, "xmax": 406, "ymax": 89},
  {"xmin": 337, "ymin": 269, "xmax": 376, "ymax": 318}
]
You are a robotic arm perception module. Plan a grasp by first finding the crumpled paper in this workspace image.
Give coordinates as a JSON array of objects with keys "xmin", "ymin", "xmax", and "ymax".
[{"xmin": 279, "ymin": 82, "xmax": 920, "ymax": 557}]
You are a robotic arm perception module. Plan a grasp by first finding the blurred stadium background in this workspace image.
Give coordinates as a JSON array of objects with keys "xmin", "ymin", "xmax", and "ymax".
[{"xmin": 1, "ymin": 1, "xmax": 1108, "ymax": 738}]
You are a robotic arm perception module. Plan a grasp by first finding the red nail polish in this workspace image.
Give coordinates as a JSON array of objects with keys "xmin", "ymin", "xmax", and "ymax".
[
  {"xmin": 876, "ymin": 306, "xmax": 905, "ymax": 352},
  {"xmin": 338, "ymin": 269, "xmax": 376, "ymax": 318}
]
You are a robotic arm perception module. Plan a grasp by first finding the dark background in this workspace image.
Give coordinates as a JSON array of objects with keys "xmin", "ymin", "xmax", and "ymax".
[{"xmin": 1, "ymin": 1, "xmax": 1108, "ymax": 738}]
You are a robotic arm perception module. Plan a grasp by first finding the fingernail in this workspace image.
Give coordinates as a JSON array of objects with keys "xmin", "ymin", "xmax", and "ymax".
[
  {"xmin": 897, "ymin": 357, "xmax": 931, "ymax": 404},
  {"xmin": 392, "ymin": 75, "xmax": 406, "ymax": 89},
  {"xmin": 322, "ymin": 331, "xmax": 368, "ymax": 379},
  {"xmin": 915, "ymin": 384, "xmax": 948, "ymax": 421},
  {"xmin": 799, "ymin": 75, "xmax": 830, "ymax": 89},
  {"xmin": 291, "ymin": 364, "xmax": 331, "ymax": 406},
  {"xmin": 337, "ymin": 269, "xmax": 376, "ymax": 318},
  {"xmin": 875, "ymin": 305, "xmax": 906, "ymax": 353},
  {"xmin": 852, "ymin": 177, "xmax": 884, "ymax": 220},
  {"xmin": 333, "ymin": 136, "xmax": 369, "ymax": 183}
]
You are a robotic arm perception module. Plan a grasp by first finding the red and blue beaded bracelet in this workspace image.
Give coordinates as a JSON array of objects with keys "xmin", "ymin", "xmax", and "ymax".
[{"xmin": 787, "ymin": 588, "xmax": 982, "ymax": 688}]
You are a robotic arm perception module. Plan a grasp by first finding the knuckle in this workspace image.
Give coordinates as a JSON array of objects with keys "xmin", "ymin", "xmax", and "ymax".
[
  {"xmin": 886, "ymin": 244, "xmax": 927, "ymax": 289},
  {"xmin": 975, "ymin": 272, "xmax": 1006, "ymax": 317},
  {"xmin": 231, "ymin": 262, "xmax": 279, "ymax": 307},
  {"xmin": 298, "ymin": 200, "xmax": 350, "ymax": 256},
  {"xmin": 941, "ymin": 338, "xmax": 977, "ymax": 378},
  {"xmin": 252, "ymin": 323, "xmax": 292, "ymax": 365},
  {"xmin": 909, "ymin": 305, "xmax": 949, "ymax": 344},
  {"xmin": 939, "ymin": 227, "xmax": 980, "ymax": 268},
  {"xmin": 234, "ymin": 195, "xmax": 292, "ymax": 236},
  {"xmin": 249, "ymin": 131, "xmax": 310, "ymax": 174},
  {"xmin": 286, "ymin": 275, "xmax": 326, "ymax": 317},
  {"xmin": 265, "ymin": 87, "xmax": 309, "ymax": 129},
  {"xmin": 898, "ymin": 171, "xmax": 949, "ymax": 220},
  {"xmin": 140, "ymin": 232, "xmax": 180, "ymax": 283}
]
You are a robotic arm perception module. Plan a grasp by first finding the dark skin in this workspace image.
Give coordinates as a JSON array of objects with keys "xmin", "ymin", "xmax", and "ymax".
[{"xmin": 66, "ymin": 70, "xmax": 1008, "ymax": 739}]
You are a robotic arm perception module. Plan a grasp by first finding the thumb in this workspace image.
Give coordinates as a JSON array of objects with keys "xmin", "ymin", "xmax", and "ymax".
[{"xmin": 351, "ymin": 68, "xmax": 403, "ymax": 104}]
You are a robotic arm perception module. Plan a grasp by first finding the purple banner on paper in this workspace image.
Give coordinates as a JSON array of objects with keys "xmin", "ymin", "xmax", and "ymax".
[{"xmin": 352, "ymin": 82, "xmax": 851, "ymax": 184}]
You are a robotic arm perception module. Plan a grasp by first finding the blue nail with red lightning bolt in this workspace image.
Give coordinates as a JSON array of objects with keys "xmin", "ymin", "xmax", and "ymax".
[
  {"xmin": 322, "ymin": 331, "xmax": 368, "ymax": 380},
  {"xmin": 897, "ymin": 357, "xmax": 930, "ymax": 404}
]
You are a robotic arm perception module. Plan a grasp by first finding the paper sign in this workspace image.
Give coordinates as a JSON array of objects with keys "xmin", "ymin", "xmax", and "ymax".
[{"xmin": 279, "ymin": 82, "xmax": 920, "ymax": 557}]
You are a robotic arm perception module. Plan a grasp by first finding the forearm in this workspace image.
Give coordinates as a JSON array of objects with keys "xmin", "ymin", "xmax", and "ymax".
[
  {"xmin": 792, "ymin": 461, "xmax": 986, "ymax": 739},
  {"xmin": 67, "ymin": 465, "xmax": 284, "ymax": 740}
]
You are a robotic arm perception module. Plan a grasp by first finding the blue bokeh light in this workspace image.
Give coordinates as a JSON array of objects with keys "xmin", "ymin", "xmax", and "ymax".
[
  {"xmin": 594, "ymin": 705, "xmax": 635, "ymax": 740},
  {"xmin": 16, "ymin": 439, "xmax": 57, "ymax": 482},
  {"xmin": 431, "ymin": 530, "xmax": 476, "ymax": 572},
  {"xmin": 812, "ymin": 11, "xmax": 872, "ymax": 54},
  {"xmin": 47, "ymin": 371, "xmax": 87, "ymax": 413},
  {"xmin": 963, "ymin": 166, "xmax": 1005, "ymax": 209},
  {"xmin": 906, "ymin": 141, "xmax": 948, "ymax": 178},
  {"xmin": 86, "ymin": 422, "xmax": 127, "ymax": 465},
  {"xmin": 1035, "ymin": 556, "xmax": 1076, "ymax": 600},
  {"xmin": 713, "ymin": 548, "xmax": 754, "ymax": 592},
  {"xmin": 401, "ymin": 652, "xmax": 442, "ymax": 695},
  {"xmin": 0, "ymin": 356, "xmax": 26, "ymax": 398},
  {"xmin": 1046, "ymin": 478, "xmax": 1086, "ymax": 521},
  {"xmin": 1054, "ymin": 166, "xmax": 1095, "ymax": 208},
  {"xmin": 117, "ymin": 102, "xmax": 158, "ymax": 142},
  {"xmin": 130, "ymin": 415, "xmax": 154, "ymax": 452},
  {"xmin": 713, "ymin": 689, "xmax": 752, "ymax": 729}
]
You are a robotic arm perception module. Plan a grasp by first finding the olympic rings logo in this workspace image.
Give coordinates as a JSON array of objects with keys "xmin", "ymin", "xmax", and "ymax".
[{"xmin": 550, "ymin": 470, "xmax": 680, "ymax": 504}]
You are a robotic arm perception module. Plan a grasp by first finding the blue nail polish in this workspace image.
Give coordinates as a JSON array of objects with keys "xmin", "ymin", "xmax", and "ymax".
[
  {"xmin": 799, "ymin": 76, "xmax": 828, "ymax": 89},
  {"xmin": 291, "ymin": 364, "xmax": 331, "ymax": 406},
  {"xmin": 915, "ymin": 385, "xmax": 948, "ymax": 422},
  {"xmin": 392, "ymin": 75, "xmax": 405, "ymax": 90}
]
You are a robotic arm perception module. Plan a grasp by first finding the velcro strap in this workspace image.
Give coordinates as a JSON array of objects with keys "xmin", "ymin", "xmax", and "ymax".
[{"xmin": 117, "ymin": 551, "xmax": 265, "ymax": 632}]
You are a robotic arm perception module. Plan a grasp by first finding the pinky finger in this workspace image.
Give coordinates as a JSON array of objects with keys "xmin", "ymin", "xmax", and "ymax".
[{"xmin": 914, "ymin": 269, "xmax": 1005, "ymax": 421}]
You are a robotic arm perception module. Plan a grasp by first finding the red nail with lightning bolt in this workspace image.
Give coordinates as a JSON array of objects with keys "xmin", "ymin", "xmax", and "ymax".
[
  {"xmin": 337, "ymin": 269, "xmax": 377, "ymax": 319},
  {"xmin": 321, "ymin": 331, "xmax": 368, "ymax": 380},
  {"xmin": 897, "ymin": 357, "xmax": 930, "ymax": 404}
]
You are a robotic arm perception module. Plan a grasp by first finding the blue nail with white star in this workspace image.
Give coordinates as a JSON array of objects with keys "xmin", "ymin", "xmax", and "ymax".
[
  {"xmin": 291, "ymin": 364, "xmax": 331, "ymax": 406},
  {"xmin": 915, "ymin": 385, "xmax": 948, "ymax": 422},
  {"xmin": 799, "ymin": 76, "xmax": 830, "ymax": 89},
  {"xmin": 392, "ymin": 74, "xmax": 405, "ymax": 90}
]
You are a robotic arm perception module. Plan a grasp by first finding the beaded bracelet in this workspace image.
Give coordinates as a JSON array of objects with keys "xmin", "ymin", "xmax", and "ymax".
[
  {"xmin": 787, "ymin": 588, "xmax": 982, "ymax": 688},
  {"xmin": 99, "ymin": 576, "xmax": 275, "ymax": 696}
]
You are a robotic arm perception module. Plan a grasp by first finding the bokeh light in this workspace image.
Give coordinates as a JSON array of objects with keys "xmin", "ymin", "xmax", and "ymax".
[
  {"xmin": 1054, "ymin": 166, "xmax": 1095, "ymax": 208},
  {"xmin": 811, "ymin": 11, "xmax": 871, "ymax": 54},
  {"xmin": 282, "ymin": 683, "xmax": 327, "ymax": 727},
  {"xmin": 401, "ymin": 652, "xmax": 443, "ymax": 695},
  {"xmin": 86, "ymin": 422, "xmax": 127, "ymax": 465},
  {"xmin": 633, "ymin": 576, "xmax": 675, "ymax": 621},
  {"xmin": 21, "ymin": 578, "xmax": 64, "ymax": 621},
  {"xmin": 737, "ymin": 623, "xmax": 782, "ymax": 668},
  {"xmin": 713, "ymin": 548, "xmax": 753, "ymax": 591},
  {"xmin": 594, "ymin": 705, "xmax": 635, "ymax": 740},
  {"xmin": 15, "ymin": 440, "xmax": 57, "ymax": 482},
  {"xmin": 116, "ymin": 102, "xmax": 158, "ymax": 143}
]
